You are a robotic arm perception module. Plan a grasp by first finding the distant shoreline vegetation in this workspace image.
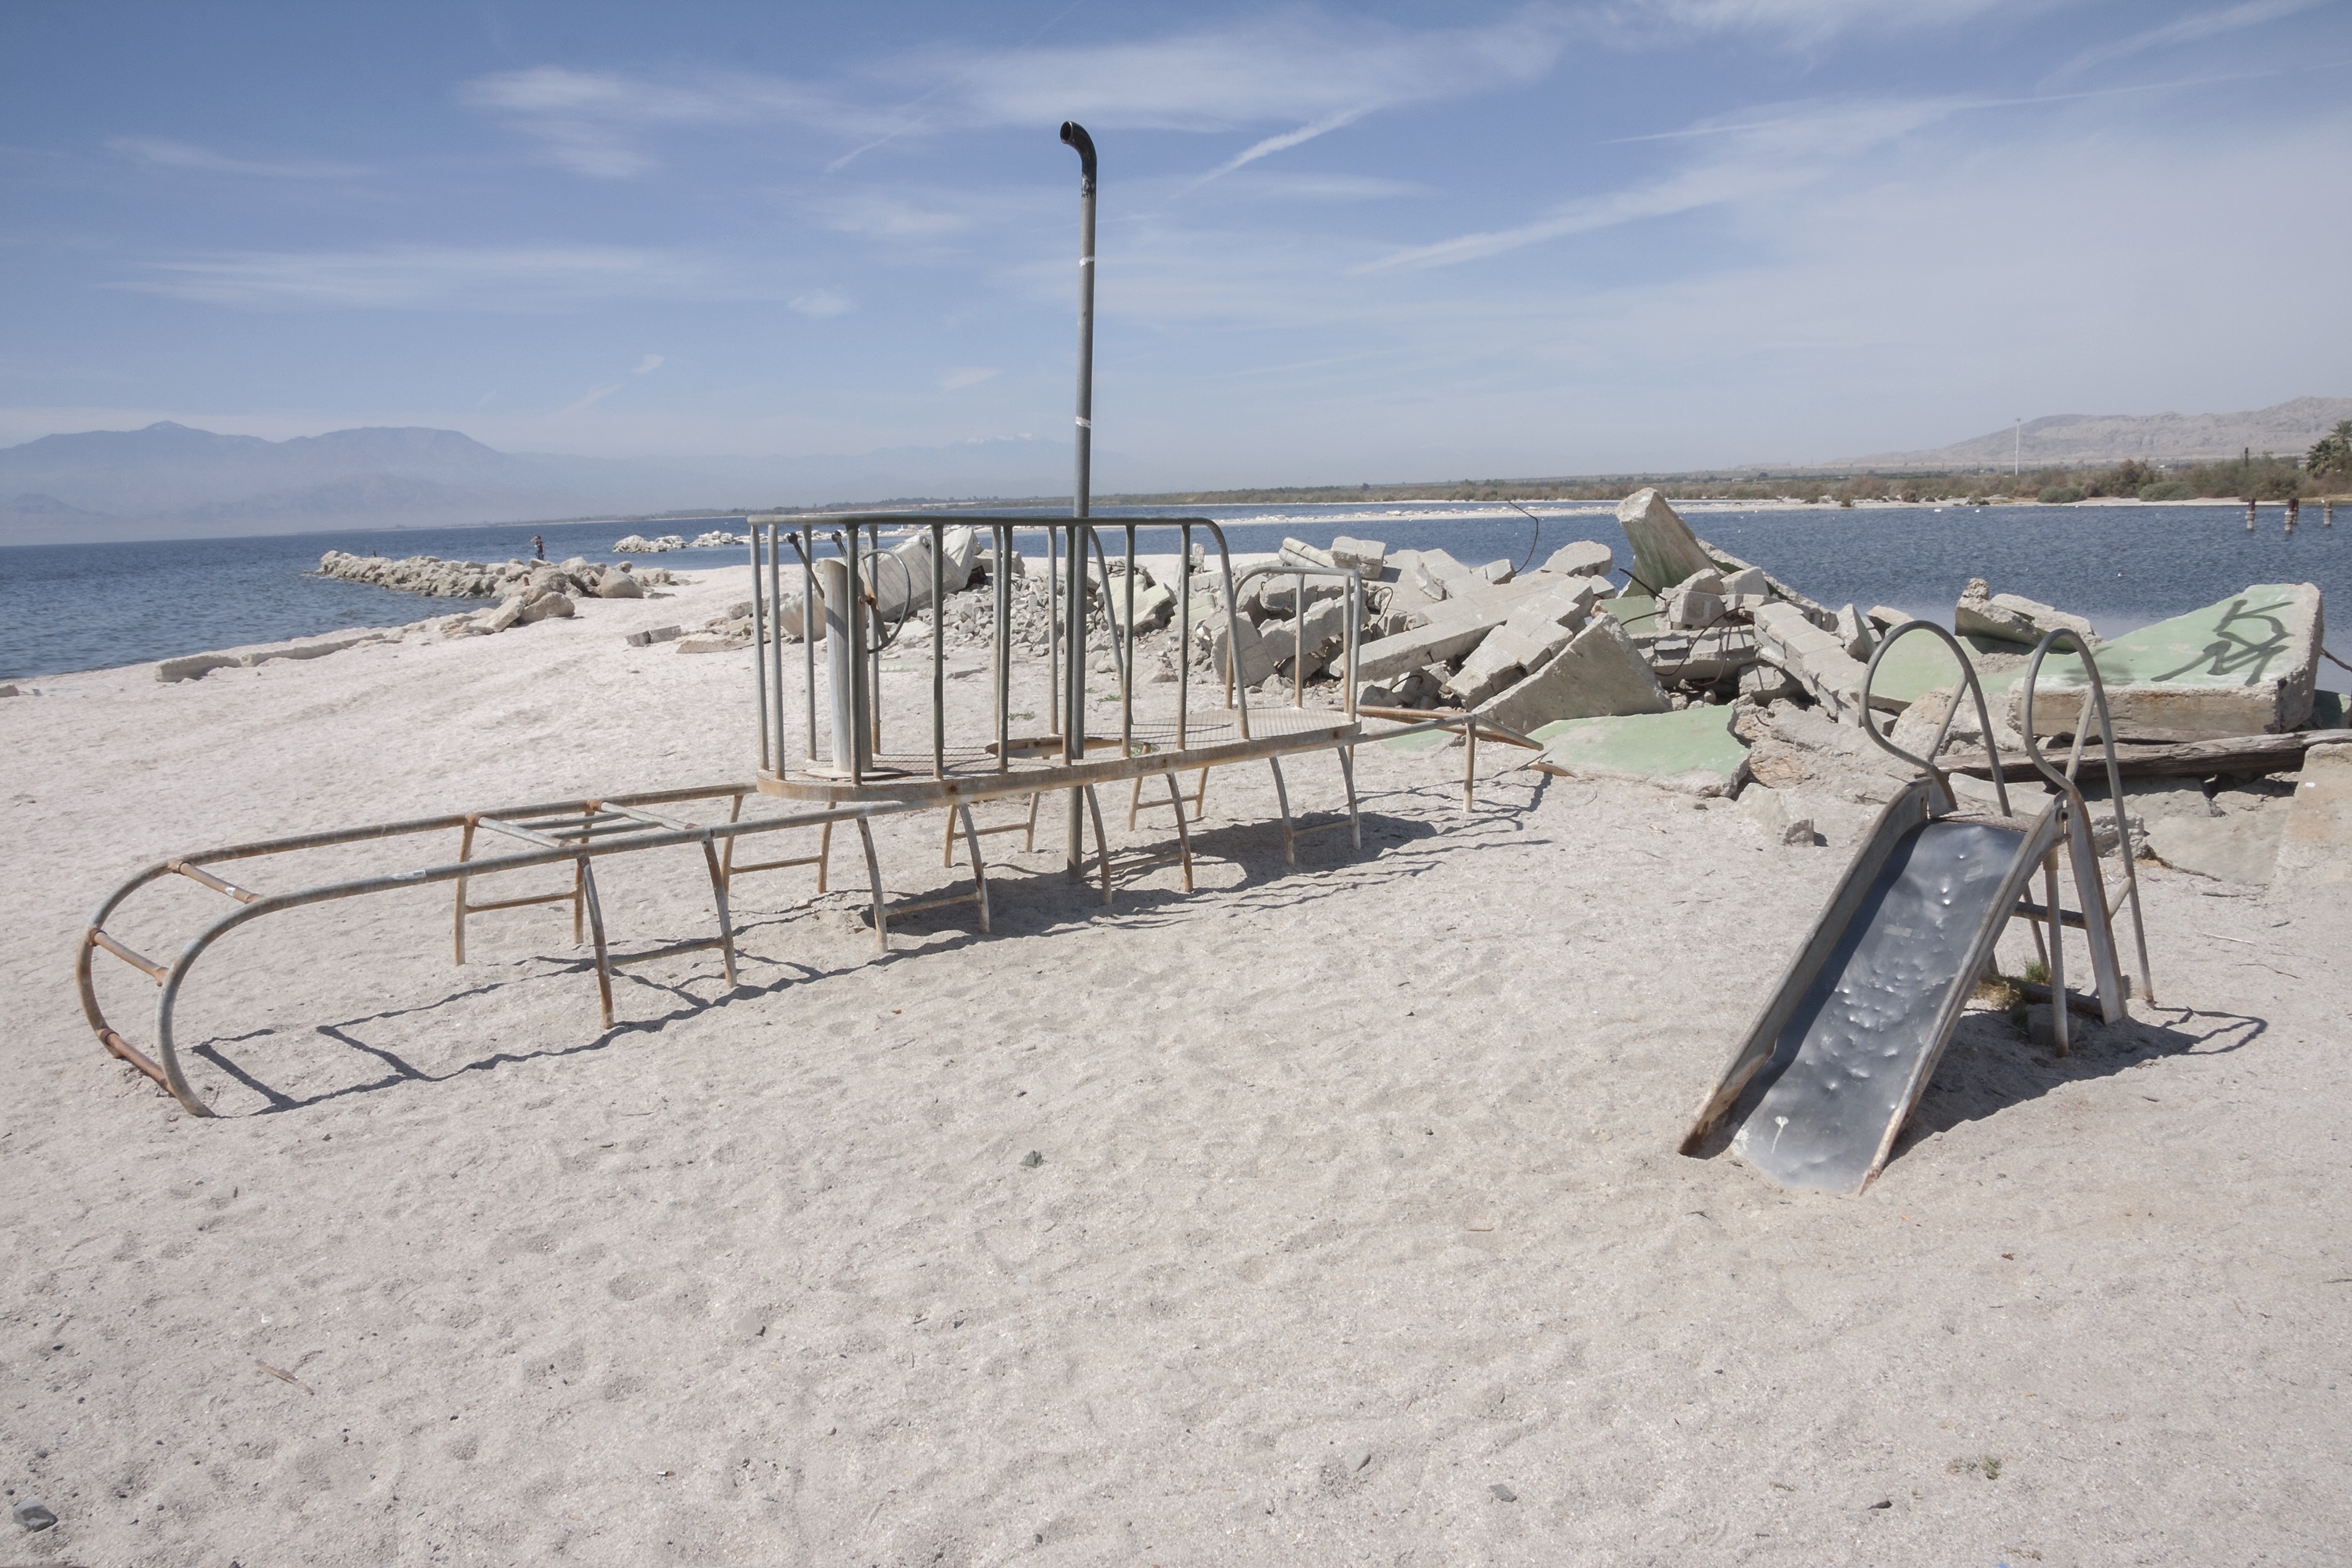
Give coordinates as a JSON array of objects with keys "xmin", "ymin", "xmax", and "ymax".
[{"xmin": 1063, "ymin": 421, "xmax": 2352, "ymax": 512}]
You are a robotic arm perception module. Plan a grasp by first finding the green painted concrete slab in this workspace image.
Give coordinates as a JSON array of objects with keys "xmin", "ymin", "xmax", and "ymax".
[
  {"xmin": 2031, "ymin": 584, "xmax": 2316, "ymax": 691},
  {"xmin": 1865, "ymin": 630, "xmax": 2027, "ymax": 708},
  {"xmin": 1599, "ymin": 592, "xmax": 1661, "ymax": 632},
  {"xmin": 1530, "ymin": 702, "xmax": 1749, "ymax": 792}
]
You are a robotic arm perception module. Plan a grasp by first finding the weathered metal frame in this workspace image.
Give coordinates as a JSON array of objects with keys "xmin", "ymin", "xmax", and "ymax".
[
  {"xmin": 742, "ymin": 513, "xmax": 1397, "ymax": 891},
  {"xmin": 78, "ymin": 787, "xmax": 924, "ymax": 1116}
]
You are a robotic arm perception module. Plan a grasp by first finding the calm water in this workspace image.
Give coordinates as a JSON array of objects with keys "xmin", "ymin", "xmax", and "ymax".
[{"xmin": 0, "ymin": 502, "xmax": 2338, "ymax": 681}]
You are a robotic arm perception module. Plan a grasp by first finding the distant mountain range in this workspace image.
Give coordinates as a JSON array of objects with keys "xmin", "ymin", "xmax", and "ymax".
[
  {"xmin": 0, "ymin": 422, "xmax": 1077, "ymax": 544},
  {"xmin": 5, "ymin": 396, "xmax": 2347, "ymax": 544},
  {"xmin": 1844, "ymin": 396, "xmax": 2352, "ymax": 470}
]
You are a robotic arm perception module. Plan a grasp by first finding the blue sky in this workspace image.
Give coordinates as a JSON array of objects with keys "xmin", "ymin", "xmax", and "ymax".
[{"xmin": 2, "ymin": 0, "xmax": 2347, "ymax": 488}]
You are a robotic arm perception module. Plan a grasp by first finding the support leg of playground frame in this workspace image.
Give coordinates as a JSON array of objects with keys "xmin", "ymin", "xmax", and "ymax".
[
  {"xmin": 1339, "ymin": 745, "xmax": 1362, "ymax": 851},
  {"xmin": 856, "ymin": 815, "xmax": 889, "ymax": 953},
  {"xmin": 2044, "ymin": 852, "xmax": 2069, "ymax": 1057},
  {"xmin": 1269, "ymin": 757, "xmax": 1297, "ymax": 867},
  {"xmin": 1023, "ymin": 791, "xmax": 1040, "ymax": 852},
  {"xmin": 958, "ymin": 803, "xmax": 993, "ymax": 935},
  {"xmin": 452, "ymin": 818, "xmax": 476, "ymax": 964},
  {"xmin": 698, "ymin": 834, "xmax": 740, "ymax": 987},
  {"xmin": 1192, "ymin": 765, "xmax": 1210, "ymax": 820},
  {"xmin": 1084, "ymin": 786, "xmax": 1112, "ymax": 905},
  {"xmin": 579, "ymin": 855, "xmax": 615, "ymax": 1028},
  {"xmin": 1163, "ymin": 771, "xmax": 1195, "ymax": 892}
]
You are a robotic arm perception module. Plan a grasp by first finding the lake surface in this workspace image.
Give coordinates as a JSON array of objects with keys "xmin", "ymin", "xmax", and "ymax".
[{"xmin": 1, "ymin": 501, "xmax": 2338, "ymax": 681}]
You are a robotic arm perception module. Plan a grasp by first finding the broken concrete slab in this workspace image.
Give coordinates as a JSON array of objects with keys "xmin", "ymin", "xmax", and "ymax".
[
  {"xmin": 1862, "ymin": 631, "xmax": 2030, "ymax": 710},
  {"xmin": 1478, "ymin": 615, "xmax": 1668, "ymax": 733},
  {"xmin": 1695, "ymin": 539, "xmax": 1838, "ymax": 630},
  {"xmin": 2009, "ymin": 583, "xmax": 2323, "ymax": 739},
  {"xmin": 1329, "ymin": 535, "xmax": 1387, "ymax": 578},
  {"xmin": 1643, "ymin": 627, "xmax": 1761, "ymax": 684},
  {"xmin": 1615, "ymin": 488, "xmax": 1717, "ymax": 596},
  {"xmin": 1889, "ymin": 684, "xmax": 2025, "ymax": 766},
  {"xmin": 156, "ymin": 652, "xmax": 241, "ymax": 683},
  {"xmin": 1598, "ymin": 590, "xmax": 1661, "ymax": 633},
  {"xmin": 1529, "ymin": 702, "xmax": 1750, "ymax": 796},
  {"xmin": 1212, "ymin": 613, "xmax": 1279, "ymax": 688},
  {"xmin": 2143, "ymin": 805, "xmax": 2286, "ymax": 885},
  {"xmin": 1752, "ymin": 602, "xmax": 1900, "ymax": 723},
  {"xmin": 1107, "ymin": 579, "xmax": 1176, "ymax": 635},
  {"xmin": 1348, "ymin": 576, "xmax": 1552, "ymax": 683},
  {"xmin": 1834, "ymin": 604, "xmax": 1875, "ymax": 662},
  {"xmin": 2272, "ymin": 739, "xmax": 2352, "ymax": 890},
  {"xmin": 1263, "ymin": 593, "xmax": 1348, "ymax": 667},
  {"xmin": 1955, "ymin": 579, "xmax": 2098, "ymax": 650},
  {"xmin": 1736, "ymin": 784, "xmax": 1818, "ymax": 845},
  {"xmin": 1742, "ymin": 703, "xmax": 1918, "ymax": 804},
  {"xmin": 1436, "ymin": 583, "xmax": 1597, "ymax": 704},
  {"xmin": 1540, "ymin": 539, "xmax": 1613, "ymax": 579},
  {"xmin": 1664, "ymin": 570, "xmax": 1728, "ymax": 630},
  {"xmin": 1279, "ymin": 537, "xmax": 1334, "ymax": 569},
  {"xmin": 1739, "ymin": 661, "xmax": 1798, "ymax": 703}
]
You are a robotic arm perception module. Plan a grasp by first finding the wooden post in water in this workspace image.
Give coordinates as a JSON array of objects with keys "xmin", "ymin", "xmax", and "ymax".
[
  {"xmin": 2285, "ymin": 497, "xmax": 2300, "ymax": 533},
  {"xmin": 2245, "ymin": 498, "xmax": 2257, "ymax": 532}
]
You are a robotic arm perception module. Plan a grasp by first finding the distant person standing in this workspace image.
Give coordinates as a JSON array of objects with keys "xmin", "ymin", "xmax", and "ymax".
[{"xmin": 532, "ymin": 534, "xmax": 545, "ymax": 560}]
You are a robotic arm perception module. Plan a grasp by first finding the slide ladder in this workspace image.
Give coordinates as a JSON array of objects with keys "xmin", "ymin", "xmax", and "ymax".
[{"xmin": 1681, "ymin": 624, "xmax": 2154, "ymax": 1192}]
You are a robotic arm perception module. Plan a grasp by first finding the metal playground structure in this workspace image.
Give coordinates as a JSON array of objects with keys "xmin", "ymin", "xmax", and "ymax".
[{"xmin": 74, "ymin": 122, "xmax": 1537, "ymax": 1117}]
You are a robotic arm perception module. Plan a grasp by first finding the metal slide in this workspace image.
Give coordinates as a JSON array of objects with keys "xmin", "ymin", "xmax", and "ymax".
[{"xmin": 1682, "ymin": 624, "xmax": 2154, "ymax": 1193}]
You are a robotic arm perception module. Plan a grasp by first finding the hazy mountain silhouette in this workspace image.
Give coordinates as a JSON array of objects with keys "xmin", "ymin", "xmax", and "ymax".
[
  {"xmin": 1846, "ymin": 397, "xmax": 2352, "ymax": 470},
  {"xmin": 0, "ymin": 421, "xmax": 1076, "ymax": 543}
]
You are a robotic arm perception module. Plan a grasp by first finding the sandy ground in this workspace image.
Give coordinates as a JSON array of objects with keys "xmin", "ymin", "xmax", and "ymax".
[{"xmin": 2, "ymin": 565, "xmax": 2347, "ymax": 1567}]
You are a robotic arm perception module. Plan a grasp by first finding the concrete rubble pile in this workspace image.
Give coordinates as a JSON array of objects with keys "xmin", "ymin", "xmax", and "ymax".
[
  {"xmin": 608, "ymin": 530, "xmax": 743, "ymax": 553},
  {"xmin": 739, "ymin": 506, "xmax": 2347, "ymax": 873},
  {"xmin": 316, "ymin": 550, "xmax": 679, "ymax": 643}
]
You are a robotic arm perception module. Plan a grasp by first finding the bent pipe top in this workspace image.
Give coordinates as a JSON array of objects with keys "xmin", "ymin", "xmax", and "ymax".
[{"xmin": 1059, "ymin": 121, "xmax": 1096, "ymax": 191}]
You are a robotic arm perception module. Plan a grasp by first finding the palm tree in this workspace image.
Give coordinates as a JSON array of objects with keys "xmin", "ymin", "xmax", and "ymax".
[{"xmin": 2308, "ymin": 419, "xmax": 2352, "ymax": 483}]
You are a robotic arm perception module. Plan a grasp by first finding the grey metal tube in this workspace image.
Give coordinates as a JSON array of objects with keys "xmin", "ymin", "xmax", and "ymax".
[
  {"xmin": 817, "ymin": 556, "xmax": 862, "ymax": 776},
  {"xmin": 1061, "ymin": 121, "xmax": 1096, "ymax": 520},
  {"xmin": 931, "ymin": 521, "xmax": 946, "ymax": 780},
  {"xmin": 748, "ymin": 528, "xmax": 771, "ymax": 771}
]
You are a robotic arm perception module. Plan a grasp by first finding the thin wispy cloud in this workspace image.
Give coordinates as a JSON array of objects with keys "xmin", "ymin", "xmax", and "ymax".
[
  {"xmin": 1190, "ymin": 108, "xmax": 1369, "ymax": 188},
  {"xmin": 105, "ymin": 136, "xmax": 368, "ymax": 180},
  {"xmin": 2043, "ymin": 0, "xmax": 2320, "ymax": 83},
  {"xmin": 111, "ymin": 245, "xmax": 731, "ymax": 309},
  {"xmin": 816, "ymin": 194, "xmax": 969, "ymax": 240},
  {"xmin": 461, "ymin": 9, "xmax": 1570, "ymax": 179},
  {"xmin": 789, "ymin": 290, "xmax": 853, "ymax": 318},
  {"xmin": 1359, "ymin": 96, "xmax": 1958, "ymax": 271},
  {"xmin": 631, "ymin": 354, "xmax": 664, "ymax": 374},
  {"xmin": 459, "ymin": 65, "xmax": 899, "ymax": 177},
  {"xmin": 937, "ymin": 367, "xmax": 999, "ymax": 391},
  {"xmin": 1618, "ymin": 0, "xmax": 2051, "ymax": 47},
  {"xmin": 560, "ymin": 383, "xmax": 622, "ymax": 416}
]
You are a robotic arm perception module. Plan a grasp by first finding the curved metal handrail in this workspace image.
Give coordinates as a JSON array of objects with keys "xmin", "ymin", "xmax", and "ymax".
[
  {"xmin": 77, "ymin": 793, "xmax": 916, "ymax": 1117},
  {"xmin": 2019, "ymin": 627, "xmax": 2156, "ymax": 1005},
  {"xmin": 1859, "ymin": 620, "xmax": 2013, "ymax": 818},
  {"xmin": 1226, "ymin": 560, "xmax": 1367, "ymax": 723}
]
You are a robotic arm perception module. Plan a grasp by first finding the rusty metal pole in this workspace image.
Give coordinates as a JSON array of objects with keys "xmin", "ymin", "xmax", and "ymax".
[{"xmin": 1061, "ymin": 121, "xmax": 1098, "ymax": 879}]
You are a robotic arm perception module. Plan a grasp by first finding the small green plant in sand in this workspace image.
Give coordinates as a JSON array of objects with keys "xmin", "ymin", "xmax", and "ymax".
[{"xmin": 1948, "ymin": 1455, "xmax": 2005, "ymax": 1479}]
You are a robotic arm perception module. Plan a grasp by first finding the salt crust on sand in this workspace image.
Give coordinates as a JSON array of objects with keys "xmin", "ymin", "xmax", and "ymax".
[{"xmin": 2, "ymin": 564, "xmax": 2347, "ymax": 1565}]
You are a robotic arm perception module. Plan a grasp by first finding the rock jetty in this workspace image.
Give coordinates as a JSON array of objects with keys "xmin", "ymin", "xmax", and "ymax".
[
  {"xmin": 612, "ymin": 530, "xmax": 742, "ymax": 553},
  {"xmin": 317, "ymin": 550, "xmax": 674, "ymax": 601}
]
